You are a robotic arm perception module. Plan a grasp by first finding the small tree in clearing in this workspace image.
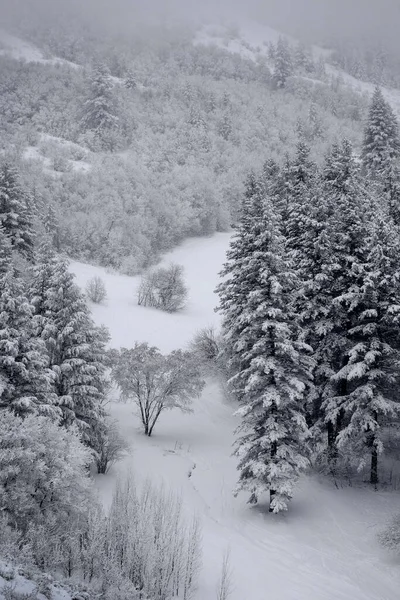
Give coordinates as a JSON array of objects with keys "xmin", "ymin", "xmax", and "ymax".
[
  {"xmin": 93, "ymin": 417, "xmax": 130, "ymax": 474},
  {"xmin": 86, "ymin": 276, "xmax": 107, "ymax": 304},
  {"xmin": 137, "ymin": 263, "xmax": 188, "ymax": 312},
  {"xmin": 110, "ymin": 343, "xmax": 205, "ymax": 436},
  {"xmin": 215, "ymin": 549, "xmax": 234, "ymax": 600}
]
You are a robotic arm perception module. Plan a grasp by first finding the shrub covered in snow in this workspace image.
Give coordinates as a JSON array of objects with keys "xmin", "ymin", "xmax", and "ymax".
[
  {"xmin": 0, "ymin": 412, "xmax": 93, "ymax": 536},
  {"xmin": 93, "ymin": 417, "xmax": 129, "ymax": 474},
  {"xmin": 137, "ymin": 263, "xmax": 188, "ymax": 312},
  {"xmin": 378, "ymin": 514, "xmax": 400, "ymax": 556},
  {"xmin": 85, "ymin": 275, "xmax": 107, "ymax": 304}
]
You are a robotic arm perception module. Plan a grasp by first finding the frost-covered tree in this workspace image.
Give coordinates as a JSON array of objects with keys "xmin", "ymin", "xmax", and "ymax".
[
  {"xmin": 137, "ymin": 263, "xmax": 188, "ymax": 312},
  {"xmin": 82, "ymin": 62, "xmax": 119, "ymax": 137},
  {"xmin": 218, "ymin": 182, "xmax": 312, "ymax": 512},
  {"xmin": 216, "ymin": 172, "xmax": 266, "ymax": 386},
  {"xmin": 0, "ymin": 268, "xmax": 57, "ymax": 418},
  {"xmin": 0, "ymin": 224, "xmax": 12, "ymax": 275},
  {"xmin": 110, "ymin": 343, "xmax": 204, "ymax": 436},
  {"xmin": 317, "ymin": 141, "xmax": 374, "ymax": 468},
  {"xmin": 29, "ymin": 246, "xmax": 109, "ymax": 445},
  {"xmin": 333, "ymin": 210, "xmax": 400, "ymax": 486},
  {"xmin": 0, "ymin": 162, "xmax": 34, "ymax": 259},
  {"xmin": 125, "ymin": 68, "xmax": 137, "ymax": 90},
  {"xmin": 273, "ymin": 37, "xmax": 293, "ymax": 88},
  {"xmin": 362, "ymin": 86, "xmax": 400, "ymax": 179},
  {"xmin": 0, "ymin": 411, "xmax": 92, "ymax": 535}
]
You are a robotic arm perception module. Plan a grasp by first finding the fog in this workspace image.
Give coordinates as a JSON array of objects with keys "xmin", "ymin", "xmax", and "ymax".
[{"xmin": 0, "ymin": 0, "xmax": 399, "ymax": 50}]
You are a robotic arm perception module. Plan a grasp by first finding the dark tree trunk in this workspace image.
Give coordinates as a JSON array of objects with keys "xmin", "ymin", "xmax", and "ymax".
[
  {"xmin": 370, "ymin": 411, "xmax": 379, "ymax": 488},
  {"xmin": 269, "ymin": 439, "xmax": 277, "ymax": 512},
  {"xmin": 269, "ymin": 489, "xmax": 275, "ymax": 513},
  {"xmin": 370, "ymin": 446, "xmax": 378, "ymax": 489}
]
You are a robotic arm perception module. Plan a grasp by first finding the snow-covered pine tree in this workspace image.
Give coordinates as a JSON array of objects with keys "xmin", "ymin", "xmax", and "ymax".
[
  {"xmin": 216, "ymin": 171, "xmax": 267, "ymax": 388},
  {"xmin": 318, "ymin": 140, "xmax": 373, "ymax": 469},
  {"xmin": 282, "ymin": 141, "xmax": 317, "ymax": 266},
  {"xmin": 332, "ymin": 207, "xmax": 400, "ymax": 486},
  {"xmin": 29, "ymin": 246, "xmax": 109, "ymax": 446},
  {"xmin": 0, "ymin": 225, "xmax": 12, "ymax": 275},
  {"xmin": 0, "ymin": 162, "xmax": 35, "ymax": 260},
  {"xmin": 82, "ymin": 62, "xmax": 119, "ymax": 137},
  {"xmin": 218, "ymin": 181, "xmax": 313, "ymax": 512},
  {"xmin": 273, "ymin": 37, "xmax": 293, "ymax": 88},
  {"xmin": 0, "ymin": 267, "xmax": 57, "ymax": 418},
  {"xmin": 362, "ymin": 86, "xmax": 400, "ymax": 180}
]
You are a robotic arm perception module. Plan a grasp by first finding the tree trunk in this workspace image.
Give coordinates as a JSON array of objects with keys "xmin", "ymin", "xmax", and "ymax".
[
  {"xmin": 370, "ymin": 446, "xmax": 378, "ymax": 489},
  {"xmin": 370, "ymin": 411, "xmax": 379, "ymax": 488},
  {"xmin": 269, "ymin": 489, "xmax": 275, "ymax": 513},
  {"xmin": 269, "ymin": 438, "xmax": 277, "ymax": 513}
]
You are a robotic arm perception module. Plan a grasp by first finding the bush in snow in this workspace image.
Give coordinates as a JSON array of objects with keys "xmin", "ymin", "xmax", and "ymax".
[
  {"xmin": 0, "ymin": 412, "xmax": 93, "ymax": 537},
  {"xmin": 93, "ymin": 417, "xmax": 129, "ymax": 474},
  {"xmin": 190, "ymin": 326, "xmax": 220, "ymax": 365},
  {"xmin": 137, "ymin": 263, "xmax": 188, "ymax": 312},
  {"xmin": 378, "ymin": 514, "xmax": 400, "ymax": 556},
  {"xmin": 85, "ymin": 275, "xmax": 107, "ymax": 304},
  {"xmin": 110, "ymin": 343, "xmax": 205, "ymax": 436}
]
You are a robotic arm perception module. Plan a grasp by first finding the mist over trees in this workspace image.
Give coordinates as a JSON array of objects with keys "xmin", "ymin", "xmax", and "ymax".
[{"xmin": 1, "ymin": 0, "xmax": 400, "ymax": 595}]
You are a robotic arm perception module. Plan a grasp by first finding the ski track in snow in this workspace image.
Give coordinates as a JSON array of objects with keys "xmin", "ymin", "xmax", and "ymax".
[{"xmin": 71, "ymin": 233, "xmax": 400, "ymax": 600}]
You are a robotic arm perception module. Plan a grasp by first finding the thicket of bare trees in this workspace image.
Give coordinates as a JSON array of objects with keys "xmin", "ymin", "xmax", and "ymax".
[{"xmin": 137, "ymin": 264, "xmax": 188, "ymax": 312}]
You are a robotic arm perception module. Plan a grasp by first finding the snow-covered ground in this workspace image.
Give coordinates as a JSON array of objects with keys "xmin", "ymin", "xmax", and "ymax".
[
  {"xmin": 0, "ymin": 29, "xmax": 80, "ymax": 69},
  {"xmin": 70, "ymin": 233, "xmax": 400, "ymax": 600},
  {"xmin": 0, "ymin": 560, "xmax": 73, "ymax": 600},
  {"xmin": 194, "ymin": 20, "xmax": 400, "ymax": 119}
]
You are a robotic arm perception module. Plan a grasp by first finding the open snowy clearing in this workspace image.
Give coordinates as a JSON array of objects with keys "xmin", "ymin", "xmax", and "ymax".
[{"xmin": 70, "ymin": 233, "xmax": 400, "ymax": 600}]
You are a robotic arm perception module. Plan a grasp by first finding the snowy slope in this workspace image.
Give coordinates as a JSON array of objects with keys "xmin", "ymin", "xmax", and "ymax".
[
  {"xmin": 0, "ymin": 29, "xmax": 79, "ymax": 69},
  {"xmin": 194, "ymin": 20, "xmax": 400, "ymax": 119},
  {"xmin": 0, "ymin": 560, "xmax": 73, "ymax": 600},
  {"xmin": 71, "ymin": 234, "xmax": 400, "ymax": 600}
]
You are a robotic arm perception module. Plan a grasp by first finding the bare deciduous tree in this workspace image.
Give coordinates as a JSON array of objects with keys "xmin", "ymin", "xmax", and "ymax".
[
  {"xmin": 93, "ymin": 417, "xmax": 130, "ymax": 474},
  {"xmin": 137, "ymin": 263, "xmax": 188, "ymax": 312},
  {"xmin": 110, "ymin": 343, "xmax": 205, "ymax": 436},
  {"xmin": 215, "ymin": 549, "xmax": 234, "ymax": 600}
]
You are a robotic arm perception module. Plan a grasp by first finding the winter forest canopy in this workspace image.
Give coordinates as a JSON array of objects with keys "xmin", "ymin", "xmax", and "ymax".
[{"xmin": 1, "ymin": 0, "xmax": 400, "ymax": 599}]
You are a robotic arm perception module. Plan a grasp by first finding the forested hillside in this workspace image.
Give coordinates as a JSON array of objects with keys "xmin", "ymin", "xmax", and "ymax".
[{"xmin": 0, "ymin": 15, "xmax": 369, "ymax": 271}]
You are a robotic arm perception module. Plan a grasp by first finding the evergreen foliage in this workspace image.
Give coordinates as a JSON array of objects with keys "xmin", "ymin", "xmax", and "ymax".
[
  {"xmin": 362, "ymin": 86, "xmax": 400, "ymax": 178},
  {"xmin": 0, "ymin": 267, "xmax": 57, "ymax": 418},
  {"xmin": 29, "ymin": 246, "xmax": 109, "ymax": 445},
  {"xmin": 0, "ymin": 163, "xmax": 35, "ymax": 260},
  {"xmin": 82, "ymin": 62, "xmax": 119, "ymax": 144},
  {"xmin": 218, "ymin": 175, "xmax": 313, "ymax": 512},
  {"xmin": 219, "ymin": 127, "xmax": 400, "ymax": 503},
  {"xmin": 273, "ymin": 37, "xmax": 294, "ymax": 88}
]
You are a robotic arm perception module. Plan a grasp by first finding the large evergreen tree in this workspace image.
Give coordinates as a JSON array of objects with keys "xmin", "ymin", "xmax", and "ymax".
[
  {"xmin": 362, "ymin": 86, "xmax": 399, "ymax": 179},
  {"xmin": 332, "ymin": 209, "xmax": 400, "ymax": 486},
  {"xmin": 83, "ymin": 62, "xmax": 119, "ymax": 138},
  {"xmin": 29, "ymin": 247, "xmax": 109, "ymax": 445},
  {"xmin": 273, "ymin": 37, "xmax": 293, "ymax": 88},
  {"xmin": 216, "ymin": 172, "xmax": 267, "ymax": 388},
  {"xmin": 318, "ymin": 141, "xmax": 375, "ymax": 469},
  {"xmin": 0, "ymin": 162, "xmax": 35, "ymax": 260},
  {"xmin": 218, "ymin": 183, "xmax": 313, "ymax": 512},
  {"xmin": 0, "ymin": 267, "xmax": 57, "ymax": 418}
]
